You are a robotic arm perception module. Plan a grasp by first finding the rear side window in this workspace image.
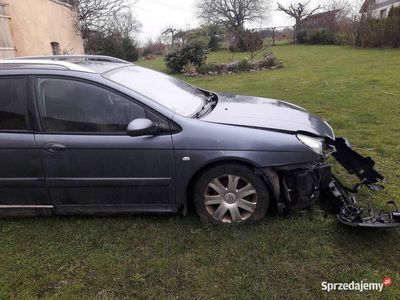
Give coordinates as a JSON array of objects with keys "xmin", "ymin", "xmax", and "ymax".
[{"xmin": 0, "ymin": 77, "xmax": 27, "ymax": 130}]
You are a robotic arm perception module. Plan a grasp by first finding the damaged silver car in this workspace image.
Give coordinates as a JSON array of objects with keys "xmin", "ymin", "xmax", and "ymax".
[{"xmin": 0, "ymin": 55, "xmax": 398, "ymax": 228}]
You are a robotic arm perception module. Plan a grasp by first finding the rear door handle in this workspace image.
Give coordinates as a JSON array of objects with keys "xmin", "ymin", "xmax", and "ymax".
[{"xmin": 45, "ymin": 143, "xmax": 67, "ymax": 153}]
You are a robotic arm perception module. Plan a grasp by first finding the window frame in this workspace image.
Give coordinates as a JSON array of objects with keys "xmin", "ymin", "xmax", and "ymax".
[
  {"xmin": 0, "ymin": 75, "xmax": 33, "ymax": 133},
  {"xmin": 33, "ymin": 75, "xmax": 173, "ymax": 136}
]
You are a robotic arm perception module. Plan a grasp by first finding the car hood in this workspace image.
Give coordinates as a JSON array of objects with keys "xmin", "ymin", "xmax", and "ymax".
[{"xmin": 202, "ymin": 94, "xmax": 335, "ymax": 139}]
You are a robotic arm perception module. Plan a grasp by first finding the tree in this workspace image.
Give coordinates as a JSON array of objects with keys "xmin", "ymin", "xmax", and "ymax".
[
  {"xmin": 162, "ymin": 28, "xmax": 180, "ymax": 46},
  {"xmin": 63, "ymin": 0, "xmax": 141, "ymax": 60},
  {"xmin": 107, "ymin": 10, "xmax": 141, "ymax": 38},
  {"xmin": 203, "ymin": 24, "xmax": 224, "ymax": 50},
  {"xmin": 65, "ymin": 0, "xmax": 140, "ymax": 38},
  {"xmin": 238, "ymin": 29, "xmax": 264, "ymax": 58},
  {"xmin": 84, "ymin": 25, "xmax": 140, "ymax": 61},
  {"xmin": 277, "ymin": 1, "xmax": 321, "ymax": 41},
  {"xmin": 196, "ymin": 0, "xmax": 271, "ymax": 32},
  {"xmin": 229, "ymin": 29, "xmax": 263, "ymax": 57}
]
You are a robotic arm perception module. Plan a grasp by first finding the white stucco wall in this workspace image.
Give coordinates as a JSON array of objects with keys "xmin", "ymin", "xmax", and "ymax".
[{"xmin": 3, "ymin": 0, "xmax": 84, "ymax": 57}]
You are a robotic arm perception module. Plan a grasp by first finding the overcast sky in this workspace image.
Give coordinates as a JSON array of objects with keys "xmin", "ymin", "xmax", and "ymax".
[{"xmin": 134, "ymin": 0, "xmax": 363, "ymax": 43}]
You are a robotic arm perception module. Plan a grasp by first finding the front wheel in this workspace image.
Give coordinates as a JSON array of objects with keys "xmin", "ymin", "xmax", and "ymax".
[{"xmin": 193, "ymin": 164, "xmax": 270, "ymax": 224}]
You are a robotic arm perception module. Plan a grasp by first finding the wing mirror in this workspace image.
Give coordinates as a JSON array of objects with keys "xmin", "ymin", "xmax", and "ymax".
[{"xmin": 127, "ymin": 118, "xmax": 168, "ymax": 137}]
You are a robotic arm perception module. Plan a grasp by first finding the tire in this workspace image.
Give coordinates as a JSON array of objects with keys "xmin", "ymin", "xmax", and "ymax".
[{"xmin": 193, "ymin": 164, "xmax": 270, "ymax": 224}]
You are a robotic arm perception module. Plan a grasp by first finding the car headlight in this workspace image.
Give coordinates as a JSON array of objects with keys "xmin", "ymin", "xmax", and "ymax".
[{"xmin": 297, "ymin": 134, "xmax": 336, "ymax": 155}]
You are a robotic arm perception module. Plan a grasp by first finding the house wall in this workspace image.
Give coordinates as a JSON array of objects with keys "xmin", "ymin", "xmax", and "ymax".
[
  {"xmin": 371, "ymin": 0, "xmax": 400, "ymax": 17},
  {"xmin": 2, "ymin": 0, "xmax": 84, "ymax": 57},
  {"xmin": 0, "ymin": 4, "xmax": 16, "ymax": 58}
]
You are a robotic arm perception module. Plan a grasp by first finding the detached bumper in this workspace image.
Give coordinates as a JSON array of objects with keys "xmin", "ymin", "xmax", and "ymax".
[
  {"xmin": 273, "ymin": 137, "xmax": 400, "ymax": 228},
  {"xmin": 324, "ymin": 137, "xmax": 400, "ymax": 228},
  {"xmin": 328, "ymin": 176, "xmax": 400, "ymax": 228}
]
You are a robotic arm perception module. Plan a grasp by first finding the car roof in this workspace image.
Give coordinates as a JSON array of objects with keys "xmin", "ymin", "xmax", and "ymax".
[{"xmin": 0, "ymin": 55, "xmax": 132, "ymax": 74}]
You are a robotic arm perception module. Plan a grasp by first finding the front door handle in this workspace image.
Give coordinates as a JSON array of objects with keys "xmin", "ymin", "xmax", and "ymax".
[{"xmin": 45, "ymin": 143, "xmax": 67, "ymax": 153}]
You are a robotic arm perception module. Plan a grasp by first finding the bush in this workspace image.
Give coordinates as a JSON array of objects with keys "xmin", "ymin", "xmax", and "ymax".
[
  {"xmin": 203, "ymin": 24, "xmax": 224, "ymax": 51},
  {"xmin": 142, "ymin": 40, "xmax": 167, "ymax": 56},
  {"xmin": 181, "ymin": 63, "xmax": 198, "ymax": 75},
  {"xmin": 85, "ymin": 31, "xmax": 140, "ymax": 61},
  {"xmin": 230, "ymin": 29, "xmax": 264, "ymax": 54},
  {"xmin": 237, "ymin": 57, "xmax": 252, "ymax": 71},
  {"xmin": 259, "ymin": 52, "xmax": 282, "ymax": 69},
  {"xmin": 185, "ymin": 52, "xmax": 283, "ymax": 76},
  {"xmin": 356, "ymin": 6, "xmax": 400, "ymax": 48},
  {"xmin": 297, "ymin": 29, "xmax": 337, "ymax": 45},
  {"xmin": 164, "ymin": 36, "xmax": 209, "ymax": 72},
  {"xmin": 385, "ymin": 6, "xmax": 400, "ymax": 47},
  {"xmin": 198, "ymin": 63, "xmax": 218, "ymax": 74}
]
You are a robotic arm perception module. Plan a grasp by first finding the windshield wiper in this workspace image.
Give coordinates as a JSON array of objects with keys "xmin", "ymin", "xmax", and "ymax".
[{"xmin": 192, "ymin": 93, "xmax": 218, "ymax": 119}]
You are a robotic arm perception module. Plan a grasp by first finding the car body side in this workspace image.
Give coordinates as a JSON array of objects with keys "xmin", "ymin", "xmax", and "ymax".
[{"xmin": 0, "ymin": 68, "xmax": 324, "ymax": 214}]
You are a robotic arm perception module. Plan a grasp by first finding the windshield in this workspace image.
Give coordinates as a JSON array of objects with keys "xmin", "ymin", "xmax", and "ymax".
[{"xmin": 105, "ymin": 66, "xmax": 207, "ymax": 116}]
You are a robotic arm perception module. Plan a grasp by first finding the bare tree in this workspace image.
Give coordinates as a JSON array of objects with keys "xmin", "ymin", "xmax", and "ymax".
[
  {"xmin": 66, "ymin": 0, "xmax": 139, "ymax": 38},
  {"xmin": 324, "ymin": 0, "xmax": 363, "ymax": 20},
  {"xmin": 161, "ymin": 27, "xmax": 189, "ymax": 46},
  {"xmin": 277, "ymin": 1, "xmax": 321, "ymax": 40},
  {"xmin": 239, "ymin": 29, "xmax": 263, "ymax": 59},
  {"xmin": 196, "ymin": 0, "xmax": 271, "ymax": 31},
  {"xmin": 64, "ymin": 0, "xmax": 141, "ymax": 60},
  {"xmin": 162, "ymin": 28, "xmax": 179, "ymax": 46},
  {"xmin": 108, "ymin": 10, "xmax": 141, "ymax": 38}
]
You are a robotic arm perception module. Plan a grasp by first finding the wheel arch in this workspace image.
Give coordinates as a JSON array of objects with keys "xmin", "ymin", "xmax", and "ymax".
[{"xmin": 184, "ymin": 158, "xmax": 279, "ymax": 215}]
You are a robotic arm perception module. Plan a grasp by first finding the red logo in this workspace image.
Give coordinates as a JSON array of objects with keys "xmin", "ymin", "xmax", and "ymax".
[{"xmin": 383, "ymin": 277, "xmax": 392, "ymax": 287}]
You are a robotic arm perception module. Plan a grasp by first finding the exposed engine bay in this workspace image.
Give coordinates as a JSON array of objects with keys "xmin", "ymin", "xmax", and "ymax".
[{"xmin": 270, "ymin": 137, "xmax": 400, "ymax": 228}]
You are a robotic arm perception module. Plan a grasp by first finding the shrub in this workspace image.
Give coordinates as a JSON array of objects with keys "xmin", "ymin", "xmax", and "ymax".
[
  {"xmin": 203, "ymin": 24, "xmax": 224, "ymax": 51},
  {"xmin": 259, "ymin": 52, "xmax": 282, "ymax": 69},
  {"xmin": 237, "ymin": 57, "xmax": 252, "ymax": 71},
  {"xmin": 297, "ymin": 29, "xmax": 337, "ymax": 45},
  {"xmin": 198, "ymin": 63, "xmax": 218, "ymax": 74},
  {"xmin": 356, "ymin": 6, "xmax": 400, "ymax": 48},
  {"xmin": 164, "ymin": 36, "xmax": 209, "ymax": 72},
  {"xmin": 230, "ymin": 29, "xmax": 264, "ymax": 54},
  {"xmin": 142, "ymin": 40, "xmax": 167, "ymax": 56},
  {"xmin": 385, "ymin": 6, "xmax": 400, "ymax": 47},
  {"xmin": 356, "ymin": 17, "xmax": 385, "ymax": 47},
  {"xmin": 181, "ymin": 63, "xmax": 198, "ymax": 75},
  {"xmin": 190, "ymin": 52, "xmax": 283, "ymax": 76},
  {"xmin": 227, "ymin": 61, "xmax": 239, "ymax": 72},
  {"xmin": 85, "ymin": 31, "xmax": 140, "ymax": 61}
]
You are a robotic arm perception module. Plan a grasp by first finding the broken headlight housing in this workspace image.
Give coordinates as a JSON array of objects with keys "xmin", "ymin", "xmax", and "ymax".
[{"xmin": 297, "ymin": 134, "xmax": 336, "ymax": 155}]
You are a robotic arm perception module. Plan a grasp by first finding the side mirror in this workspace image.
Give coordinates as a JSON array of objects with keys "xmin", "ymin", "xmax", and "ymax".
[{"xmin": 127, "ymin": 118, "xmax": 159, "ymax": 137}]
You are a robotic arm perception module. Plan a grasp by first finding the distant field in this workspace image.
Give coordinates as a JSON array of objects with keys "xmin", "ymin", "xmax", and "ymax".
[{"xmin": 1, "ymin": 45, "xmax": 399, "ymax": 299}]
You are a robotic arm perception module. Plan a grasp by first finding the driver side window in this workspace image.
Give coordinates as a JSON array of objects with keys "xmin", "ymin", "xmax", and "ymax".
[{"xmin": 37, "ymin": 78, "xmax": 146, "ymax": 133}]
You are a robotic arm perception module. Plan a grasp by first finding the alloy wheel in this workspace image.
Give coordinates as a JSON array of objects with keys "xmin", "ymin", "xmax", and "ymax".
[{"xmin": 204, "ymin": 174, "xmax": 258, "ymax": 223}]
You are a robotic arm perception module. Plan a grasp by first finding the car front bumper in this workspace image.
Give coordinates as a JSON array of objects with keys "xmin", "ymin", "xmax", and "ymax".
[{"xmin": 268, "ymin": 137, "xmax": 400, "ymax": 228}]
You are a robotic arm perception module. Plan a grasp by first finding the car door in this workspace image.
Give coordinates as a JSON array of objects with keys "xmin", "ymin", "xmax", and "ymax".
[
  {"xmin": 0, "ymin": 76, "xmax": 51, "ymax": 215},
  {"xmin": 34, "ymin": 76, "xmax": 176, "ymax": 215}
]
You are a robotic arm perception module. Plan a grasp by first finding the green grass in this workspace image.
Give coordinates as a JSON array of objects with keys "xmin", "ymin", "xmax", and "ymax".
[{"xmin": 1, "ymin": 45, "xmax": 400, "ymax": 299}]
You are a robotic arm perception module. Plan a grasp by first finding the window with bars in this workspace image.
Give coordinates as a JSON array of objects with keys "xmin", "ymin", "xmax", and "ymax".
[{"xmin": 0, "ymin": 3, "xmax": 16, "ymax": 58}]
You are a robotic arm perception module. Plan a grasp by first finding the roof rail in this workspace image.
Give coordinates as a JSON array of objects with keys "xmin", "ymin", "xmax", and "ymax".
[
  {"xmin": 12, "ymin": 55, "xmax": 130, "ymax": 64},
  {"xmin": 0, "ymin": 59, "xmax": 95, "ymax": 73}
]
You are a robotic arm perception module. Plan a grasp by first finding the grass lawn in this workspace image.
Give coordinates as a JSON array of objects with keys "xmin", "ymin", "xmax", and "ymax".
[{"xmin": 1, "ymin": 45, "xmax": 399, "ymax": 299}]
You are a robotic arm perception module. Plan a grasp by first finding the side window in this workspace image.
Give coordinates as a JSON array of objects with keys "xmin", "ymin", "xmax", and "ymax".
[
  {"xmin": 37, "ymin": 78, "xmax": 146, "ymax": 133},
  {"xmin": 0, "ymin": 77, "xmax": 27, "ymax": 131}
]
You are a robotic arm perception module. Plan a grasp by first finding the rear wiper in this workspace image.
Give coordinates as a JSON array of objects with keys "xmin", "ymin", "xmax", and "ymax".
[{"xmin": 192, "ymin": 93, "xmax": 218, "ymax": 119}]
